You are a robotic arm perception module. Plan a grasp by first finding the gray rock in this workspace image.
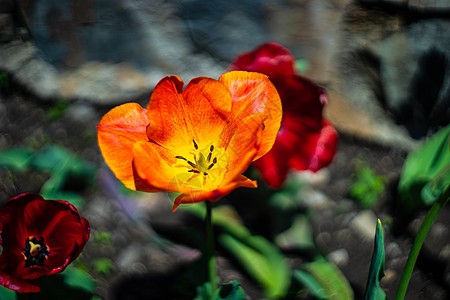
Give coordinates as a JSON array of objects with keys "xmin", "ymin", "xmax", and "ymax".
[
  {"xmin": 327, "ymin": 248, "xmax": 350, "ymax": 267},
  {"xmin": 349, "ymin": 210, "xmax": 378, "ymax": 241},
  {"xmin": 335, "ymin": 2, "xmax": 450, "ymax": 140}
]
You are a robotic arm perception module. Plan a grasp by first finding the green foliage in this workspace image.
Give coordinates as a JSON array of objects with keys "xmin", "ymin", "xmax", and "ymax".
[
  {"xmin": 398, "ymin": 125, "xmax": 450, "ymax": 210},
  {"xmin": 92, "ymin": 258, "xmax": 115, "ymax": 276},
  {"xmin": 0, "ymin": 145, "xmax": 96, "ymax": 208},
  {"xmin": 13, "ymin": 267, "xmax": 97, "ymax": 300},
  {"xmin": 0, "ymin": 148, "xmax": 33, "ymax": 171},
  {"xmin": 45, "ymin": 100, "xmax": 69, "ymax": 121},
  {"xmin": 275, "ymin": 214, "xmax": 315, "ymax": 251},
  {"xmin": 294, "ymin": 260, "xmax": 354, "ymax": 300},
  {"xmin": 364, "ymin": 219, "xmax": 386, "ymax": 300},
  {"xmin": 349, "ymin": 159, "xmax": 386, "ymax": 208},
  {"xmin": 93, "ymin": 230, "xmax": 113, "ymax": 247},
  {"xmin": 194, "ymin": 281, "xmax": 246, "ymax": 300},
  {"xmin": 183, "ymin": 204, "xmax": 291, "ymax": 299},
  {"xmin": 0, "ymin": 285, "xmax": 16, "ymax": 300}
]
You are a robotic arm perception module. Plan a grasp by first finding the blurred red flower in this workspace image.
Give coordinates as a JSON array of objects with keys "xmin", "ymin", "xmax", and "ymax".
[
  {"xmin": 230, "ymin": 42, "xmax": 338, "ymax": 188},
  {"xmin": 0, "ymin": 193, "xmax": 90, "ymax": 293}
]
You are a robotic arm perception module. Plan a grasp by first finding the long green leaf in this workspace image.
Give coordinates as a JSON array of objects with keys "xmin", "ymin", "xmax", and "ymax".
[
  {"xmin": 398, "ymin": 125, "xmax": 450, "ymax": 209},
  {"xmin": 0, "ymin": 148, "xmax": 33, "ymax": 171},
  {"xmin": 216, "ymin": 281, "xmax": 246, "ymax": 300},
  {"xmin": 0, "ymin": 285, "xmax": 17, "ymax": 300},
  {"xmin": 364, "ymin": 219, "xmax": 386, "ymax": 300},
  {"xmin": 183, "ymin": 204, "xmax": 291, "ymax": 298},
  {"xmin": 295, "ymin": 261, "xmax": 354, "ymax": 300}
]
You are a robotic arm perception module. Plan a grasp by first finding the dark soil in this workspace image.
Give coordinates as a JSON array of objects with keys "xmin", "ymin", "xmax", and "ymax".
[{"xmin": 1, "ymin": 83, "xmax": 449, "ymax": 300}]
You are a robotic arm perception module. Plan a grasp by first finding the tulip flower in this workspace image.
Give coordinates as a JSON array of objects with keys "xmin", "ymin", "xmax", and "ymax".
[
  {"xmin": 98, "ymin": 71, "xmax": 282, "ymax": 211},
  {"xmin": 230, "ymin": 42, "xmax": 338, "ymax": 188},
  {"xmin": 0, "ymin": 193, "xmax": 90, "ymax": 293}
]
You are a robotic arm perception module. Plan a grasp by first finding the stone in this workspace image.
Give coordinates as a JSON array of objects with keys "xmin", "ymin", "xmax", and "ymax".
[
  {"xmin": 327, "ymin": 248, "xmax": 350, "ymax": 267},
  {"xmin": 334, "ymin": 1, "xmax": 450, "ymax": 141},
  {"xmin": 349, "ymin": 210, "xmax": 378, "ymax": 241}
]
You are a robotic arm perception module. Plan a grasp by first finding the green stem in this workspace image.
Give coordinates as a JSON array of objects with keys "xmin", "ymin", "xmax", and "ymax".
[
  {"xmin": 395, "ymin": 185, "xmax": 450, "ymax": 300},
  {"xmin": 206, "ymin": 201, "xmax": 217, "ymax": 297}
]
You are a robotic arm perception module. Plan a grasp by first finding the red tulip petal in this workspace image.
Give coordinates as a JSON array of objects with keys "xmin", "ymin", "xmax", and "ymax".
[
  {"xmin": 290, "ymin": 120, "xmax": 338, "ymax": 172},
  {"xmin": 230, "ymin": 42, "xmax": 295, "ymax": 79},
  {"xmin": 0, "ymin": 270, "xmax": 40, "ymax": 292}
]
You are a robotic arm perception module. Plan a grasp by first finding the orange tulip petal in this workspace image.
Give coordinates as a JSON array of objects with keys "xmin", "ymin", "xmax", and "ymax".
[
  {"xmin": 218, "ymin": 71, "xmax": 282, "ymax": 160},
  {"xmin": 182, "ymin": 77, "xmax": 231, "ymax": 143},
  {"xmin": 221, "ymin": 113, "xmax": 265, "ymax": 185},
  {"xmin": 98, "ymin": 103, "xmax": 157, "ymax": 191},
  {"xmin": 172, "ymin": 174, "xmax": 257, "ymax": 211},
  {"xmin": 146, "ymin": 76, "xmax": 193, "ymax": 151},
  {"xmin": 132, "ymin": 141, "xmax": 183, "ymax": 192}
]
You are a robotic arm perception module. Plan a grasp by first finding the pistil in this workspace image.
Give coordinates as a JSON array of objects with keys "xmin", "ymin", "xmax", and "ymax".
[
  {"xmin": 23, "ymin": 236, "xmax": 50, "ymax": 267},
  {"xmin": 176, "ymin": 140, "xmax": 218, "ymax": 176}
]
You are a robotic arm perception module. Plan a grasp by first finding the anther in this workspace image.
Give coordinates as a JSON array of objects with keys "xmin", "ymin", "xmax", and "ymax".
[
  {"xmin": 208, "ymin": 163, "xmax": 214, "ymax": 170},
  {"xmin": 176, "ymin": 156, "xmax": 187, "ymax": 161},
  {"xmin": 210, "ymin": 145, "xmax": 214, "ymax": 152},
  {"xmin": 193, "ymin": 140, "xmax": 198, "ymax": 150},
  {"xmin": 187, "ymin": 161, "xmax": 197, "ymax": 169},
  {"xmin": 207, "ymin": 152, "xmax": 212, "ymax": 163},
  {"xmin": 213, "ymin": 157, "xmax": 217, "ymax": 164}
]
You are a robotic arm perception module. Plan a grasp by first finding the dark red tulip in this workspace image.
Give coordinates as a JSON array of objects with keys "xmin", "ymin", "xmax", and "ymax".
[{"xmin": 0, "ymin": 193, "xmax": 90, "ymax": 292}]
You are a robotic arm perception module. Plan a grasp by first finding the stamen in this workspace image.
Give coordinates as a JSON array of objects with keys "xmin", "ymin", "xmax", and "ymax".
[
  {"xmin": 210, "ymin": 145, "xmax": 214, "ymax": 152},
  {"xmin": 207, "ymin": 152, "xmax": 212, "ymax": 163},
  {"xmin": 208, "ymin": 163, "xmax": 214, "ymax": 170},
  {"xmin": 213, "ymin": 157, "xmax": 217, "ymax": 164},
  {"xmin": 193, "ymin": 139, "xmax": 198, "ymax": 150},
  {"xmin": 187, "ymin": 161, "xmax": 197, "ymax": 169},
  {"xmin": 176, "ymin": 156, "xmax": 187, "ymax": 161},
  {"xmin": 204, "ymin": 172, "xmax": 208, "ymax": 176},
  {"xmin": 187, "ymin": 161, "xmax": 198, "ymax": 169}
]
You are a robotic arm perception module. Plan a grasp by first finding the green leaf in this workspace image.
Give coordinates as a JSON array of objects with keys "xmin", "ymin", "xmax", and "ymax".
[
  {"xmin": 275, "ymin": 215, "xmax": 315, "ymax": 251},
  {"xmin": 0, "ymin": 148, "xmax": 33, "ymax": 171},
  {"xmin": 29, "ymin": 145, "xmax": 71, "ymax": 171},
  {"xmin": 364, "ymin": 219, "xmax": 386, "ymax": 300},
  {"xmin": 182, "ymin": 204, "xmax": 291, "ymax": 298},
  {"xmin": 16, "ymin": 267, "xmax": 97, "ymax": 300},
  {"xmin": 194, "ymin": 281, "xmax": 246, "ymax": 300},
  {"xmin": 216, "ymin": 281, "xmax": 246, "ymax": 300},
  {"xmin": 193, "ymin": 282, "xmax": 214, "ymax": 300},
  {"xmin": 62, "ymin": 267, "xmax": 97, "ymax": 293},
  {"xmin": 398, "ymin": 125, "xmax": 450, "ymax": 209},
  {"xmin": 294, "ymin": 261, "xmax": 354, "ymax": 300},
  {"xmin": 92, "ymin": 258, "xmax": 115, "ymax": 276},
  {"xmin": 349, "ymin": 159, "xmax": 386, "ymax": 208},
  {"xmin": 40, "ymin": 190, "xmax": 86, "ymax": 209},
  {"xmin": 293, "ymin": 269, "xmax": 328, "ymax": 299},
  {"xmin": 0, "ymin": 285, "xmax": 17, "ymax": 300}
]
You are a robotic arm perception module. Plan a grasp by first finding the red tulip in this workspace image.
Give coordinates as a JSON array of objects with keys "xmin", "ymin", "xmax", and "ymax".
[
  {"xmin": 230, "ymin": 42, "xmax": 338, "ymax": 187},
  {"xmin": 0, "ymin": 193, "xmax": 90, "ymax": 292}
]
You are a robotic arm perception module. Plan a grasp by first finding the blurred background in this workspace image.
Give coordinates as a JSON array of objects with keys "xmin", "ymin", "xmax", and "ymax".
[{"xmin": 0, "ymin": 0, "xmax": 449, "ymax": 299}]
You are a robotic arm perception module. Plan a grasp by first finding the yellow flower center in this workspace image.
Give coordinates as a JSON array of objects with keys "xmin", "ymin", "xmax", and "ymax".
[{"xmin": 174, "ymin": 139, "xmax": 226, "ymax": 190}]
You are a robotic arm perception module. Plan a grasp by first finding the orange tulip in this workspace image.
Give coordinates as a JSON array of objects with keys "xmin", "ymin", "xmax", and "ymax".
[{"xmin": 98, "ymin": 71, "xmax": 282, "ymax": 211}]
